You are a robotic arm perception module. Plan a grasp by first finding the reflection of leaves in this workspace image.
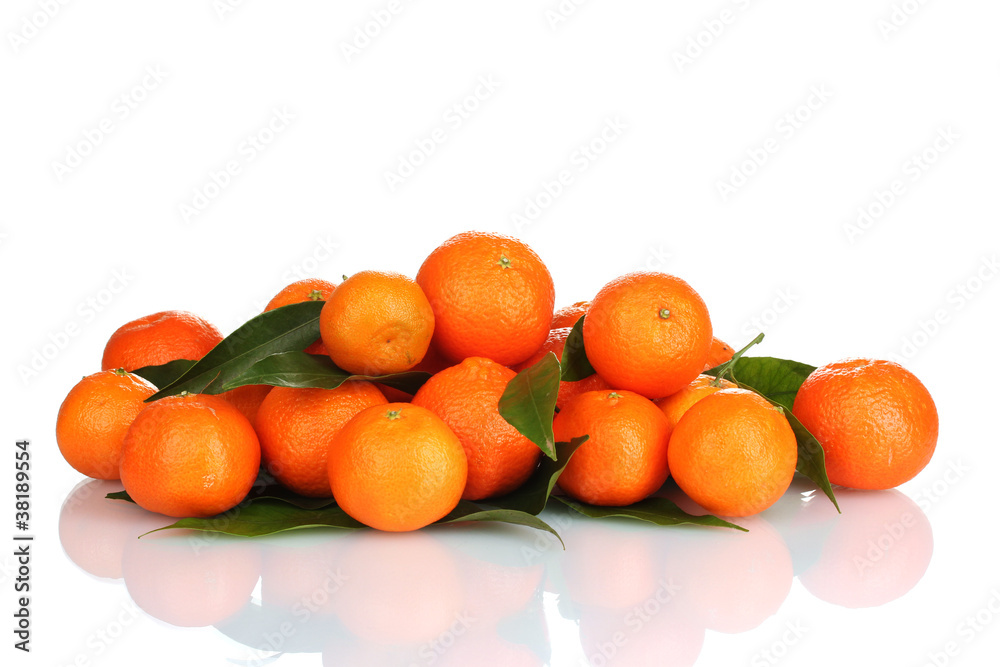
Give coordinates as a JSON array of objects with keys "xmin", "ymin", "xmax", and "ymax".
[
  {"xmin": 556, "ymin": 496, "xmax": 747, "ymax": 531},
  {"xmin": 498, "ymin": 352, "xmax": 561, "ymax": 460}
]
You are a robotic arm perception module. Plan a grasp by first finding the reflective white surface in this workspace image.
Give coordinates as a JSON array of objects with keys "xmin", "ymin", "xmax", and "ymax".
[{"xmin": 51, "ymin": 475, "xmax": 946, "ymax": 666}]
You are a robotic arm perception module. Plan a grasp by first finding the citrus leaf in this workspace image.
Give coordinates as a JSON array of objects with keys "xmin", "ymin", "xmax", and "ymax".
[
  {"xmin": 498, "ymin": 352, "xmax": 561, "ymax": 460},
  {"xmin": 703, "ymin": 332, "xmax": 765, "ymax": 382},
  {"xmin": 132, "ymin": 359, "xmax": 197, "ymax": 390},
  {"xmin": 143, "ymin": 499, "xmax": 366, "ymax": 537},
  {"xmin": 484, "ymin": 436, "xmax": 589, "ymax": 515},
  {"xmin": 705, "ymin": 355, "xmax": 816, "ymax": 411},
  {"xmin": 218, "ymin": 351, "xmax": 431, "ymax": 395},
  {"xmin": 560, "ymin": 315, "xmax": 595, "ymax": 382},
  {"xmin": 555, "ymin": 496, "xmax": 748, "ymax": 531},
  {"xmin": 781, "ymin": 409, "xmax": 840, "ymax": 513},
  {"xmin": 704, "ymin": 346, "xmax": 838, "ymax": 512},
  {"xmin": 111, "ymin": 492, "xmax": 565, "ymax": 540},
  {"xmin": 147, "ymin": 301, "xmax": 324, "ymax": 401},
  {"xmin": 436, "ymin": 500, "xmax": 564, "ymax": 547}
]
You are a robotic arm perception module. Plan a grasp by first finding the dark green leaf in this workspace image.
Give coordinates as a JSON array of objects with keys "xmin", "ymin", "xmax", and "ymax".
[
  {"xmin": 436, "ymin": 500, "xmax": 564, "ymax": 547},
  {"xmin": 106, "ymin": 490, "xmax": 132, "ymax": 502},
  {"xmin": 484, "ymin": 437, "xmax": 589, "ymax": 515},
  {"xmin": 218, "ymin": 351, "xmax": 431, "ymax": 395},
  {"xmin": 555, "ymin": 496, "xmax": 748, "ymax": 531},
  {"xmin": 781, "ymin": 408, "xmax": 840, "ymax": 512},
  {"xmin": 705, "ymin": 355, "xmax": 816, "ymax": 411},
  {"xmin": 147, "ymin": 301, "xmax": 324, "ymax": 401},
  {"xmin": 560, "ymin": 315, "xmax": 595, "ymax": 382},
  {"xmin": 144, "ymin": 499, "xmax": 366, "ymax": 537},
  {"xmin": 498, "ymin": 352, "xmax": 561, "ymax": 460},
  {"xmin": 704, "ymin": 345, "xmax": 838, "ymax": 512},
  {"xmin": 132, "ymin": 359, "xmax": 197, "ymax": 390}
]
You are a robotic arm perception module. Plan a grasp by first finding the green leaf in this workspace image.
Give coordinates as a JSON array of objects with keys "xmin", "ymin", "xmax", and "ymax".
[
  {"xmin": 144, "ymin": 499, "xmax": 366, "ymax": 537},
  {"xmin": 132, "ymin": 359, "xmax": 197, "ymax": 390},
  {"xmin": 218, "ymin": 351, "xmax": 431, "ymax": 395},
  {"xmin": 781, "ymin": 409, "xmax": 840, "ymax": 513},
  {"xmin": 555, "ymin": 496, "xmax": 748, "ymax": 531},
  {"xmin": 703, "ymin": 342, "xmax": 838, "ymax": 512},
  {"xmin": 498, "ymin": 352, "xmax": 561, "ymax": 460},
  {"xmin": 110, "ymin": 491, "xmax": 565, "ymax": 540},
  {"xmin": 705, "ymin": 355, "xmax": 816, "ymax": 411},
  {"xmin": 436, "ymin": 500, "xmax": 564, "ymax": 547},
  {"xmin": 560, "ymin": 315, "xmax": 595, "ymax": 382},
  {"xmin": 484, "ymin": 436, "xmax": 589, "ymax": 515},
  {"xmin": 147, "ymin": 301, "xmax": 324, "ymax": 401}
]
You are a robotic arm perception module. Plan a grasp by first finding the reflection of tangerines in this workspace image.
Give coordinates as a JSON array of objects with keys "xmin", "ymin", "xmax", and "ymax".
[
  {"xmin": 255, "ymin": 382, "xmax": 387, "ymax": 497},
  {"xmin": 260, "ymin": 532, "xmax": 348, "ymax": 614},
  {"xmin": 56, "ymin": 369, "xmax": 157, "ymax": 480},
  {"xmin": 669, "ymin": 389, "xmax": 797, "ymax": 517},
  {"xmin": 655, "ymin": 374, "xmax": 737, "ymax": 431},
  {"xmin": 412, "ymin": 357, "xmax": 541, "ymax": 500},
  {"xmin": 799, "ymin": 489, "xmax": 933, "ymax": 608},
  {"xmin": 553, "ymin": 390, "xmax": 672, "ymax": 506},
  {"xmin": 265, "ymin": 278, "xmax": 336, "ymax": 355},
  {"xmin": 578, "ymin": 605, "xmax": 704, "ymax": 667},
  {"xmin": 122, "ymin": 534, "xmax": 262, "ymax": 627},
  {"xmin": 319, "ymin": 271, "xmax": 434, "ymax": 375},
  {"xmin": 676, "ymin": 516, "xmax": 793, "ymax": 633},
  {"xmin": 703, "ymin": 336, "xmax": 735, "ymax": 370},
  {"xmin": 551, "ymin": 300, "xmax": 590, "ymax": 329},
  {"xmin": 416, "ymin": 231, "xmax": 555, "ymax": 366},
  {"xmin": 562, "ymin": 520, "xmax": 660, "ymax": 610},
  {"xmin": 331, "ymin": 531, "xmax": 464, "ymax": 644},
  {"xmin": 219, "ymin": 383, "xmax": 272, "ymax": 425},
  {"xmin": 58, "ymin": 479, "xmax": 165, "ymax": 580},
  {"xmin": 102, "ymin": 310, "xmax": 223, "ymax": 371},
  {"xmin": 513, "ymin": 327, "xmax": 613, "ymax": 411},
  {"xmin": 328, "ymin": 403, "xmax": 466, "ymax": 531},
  {"xmin": 793, "ymin": 358, "xmax": 938, "ymax": 490},
  {"xmin": 584, "ymin": 272, "xmax": 712, "ymax": 399},
  {"xmin": 120, "ymin": 393, "xmax": 260, "ymax": 518}
]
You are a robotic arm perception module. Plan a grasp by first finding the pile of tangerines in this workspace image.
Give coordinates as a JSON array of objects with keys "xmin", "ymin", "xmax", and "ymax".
[{"xmin": 56, "ymin": 231, "xmax": 939, "ymax": 533}]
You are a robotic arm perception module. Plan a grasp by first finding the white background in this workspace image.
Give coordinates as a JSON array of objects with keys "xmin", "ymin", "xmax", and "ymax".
[{"xmin": 3, "ymin": 1, "xmax": 999, "ymax": 666}]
